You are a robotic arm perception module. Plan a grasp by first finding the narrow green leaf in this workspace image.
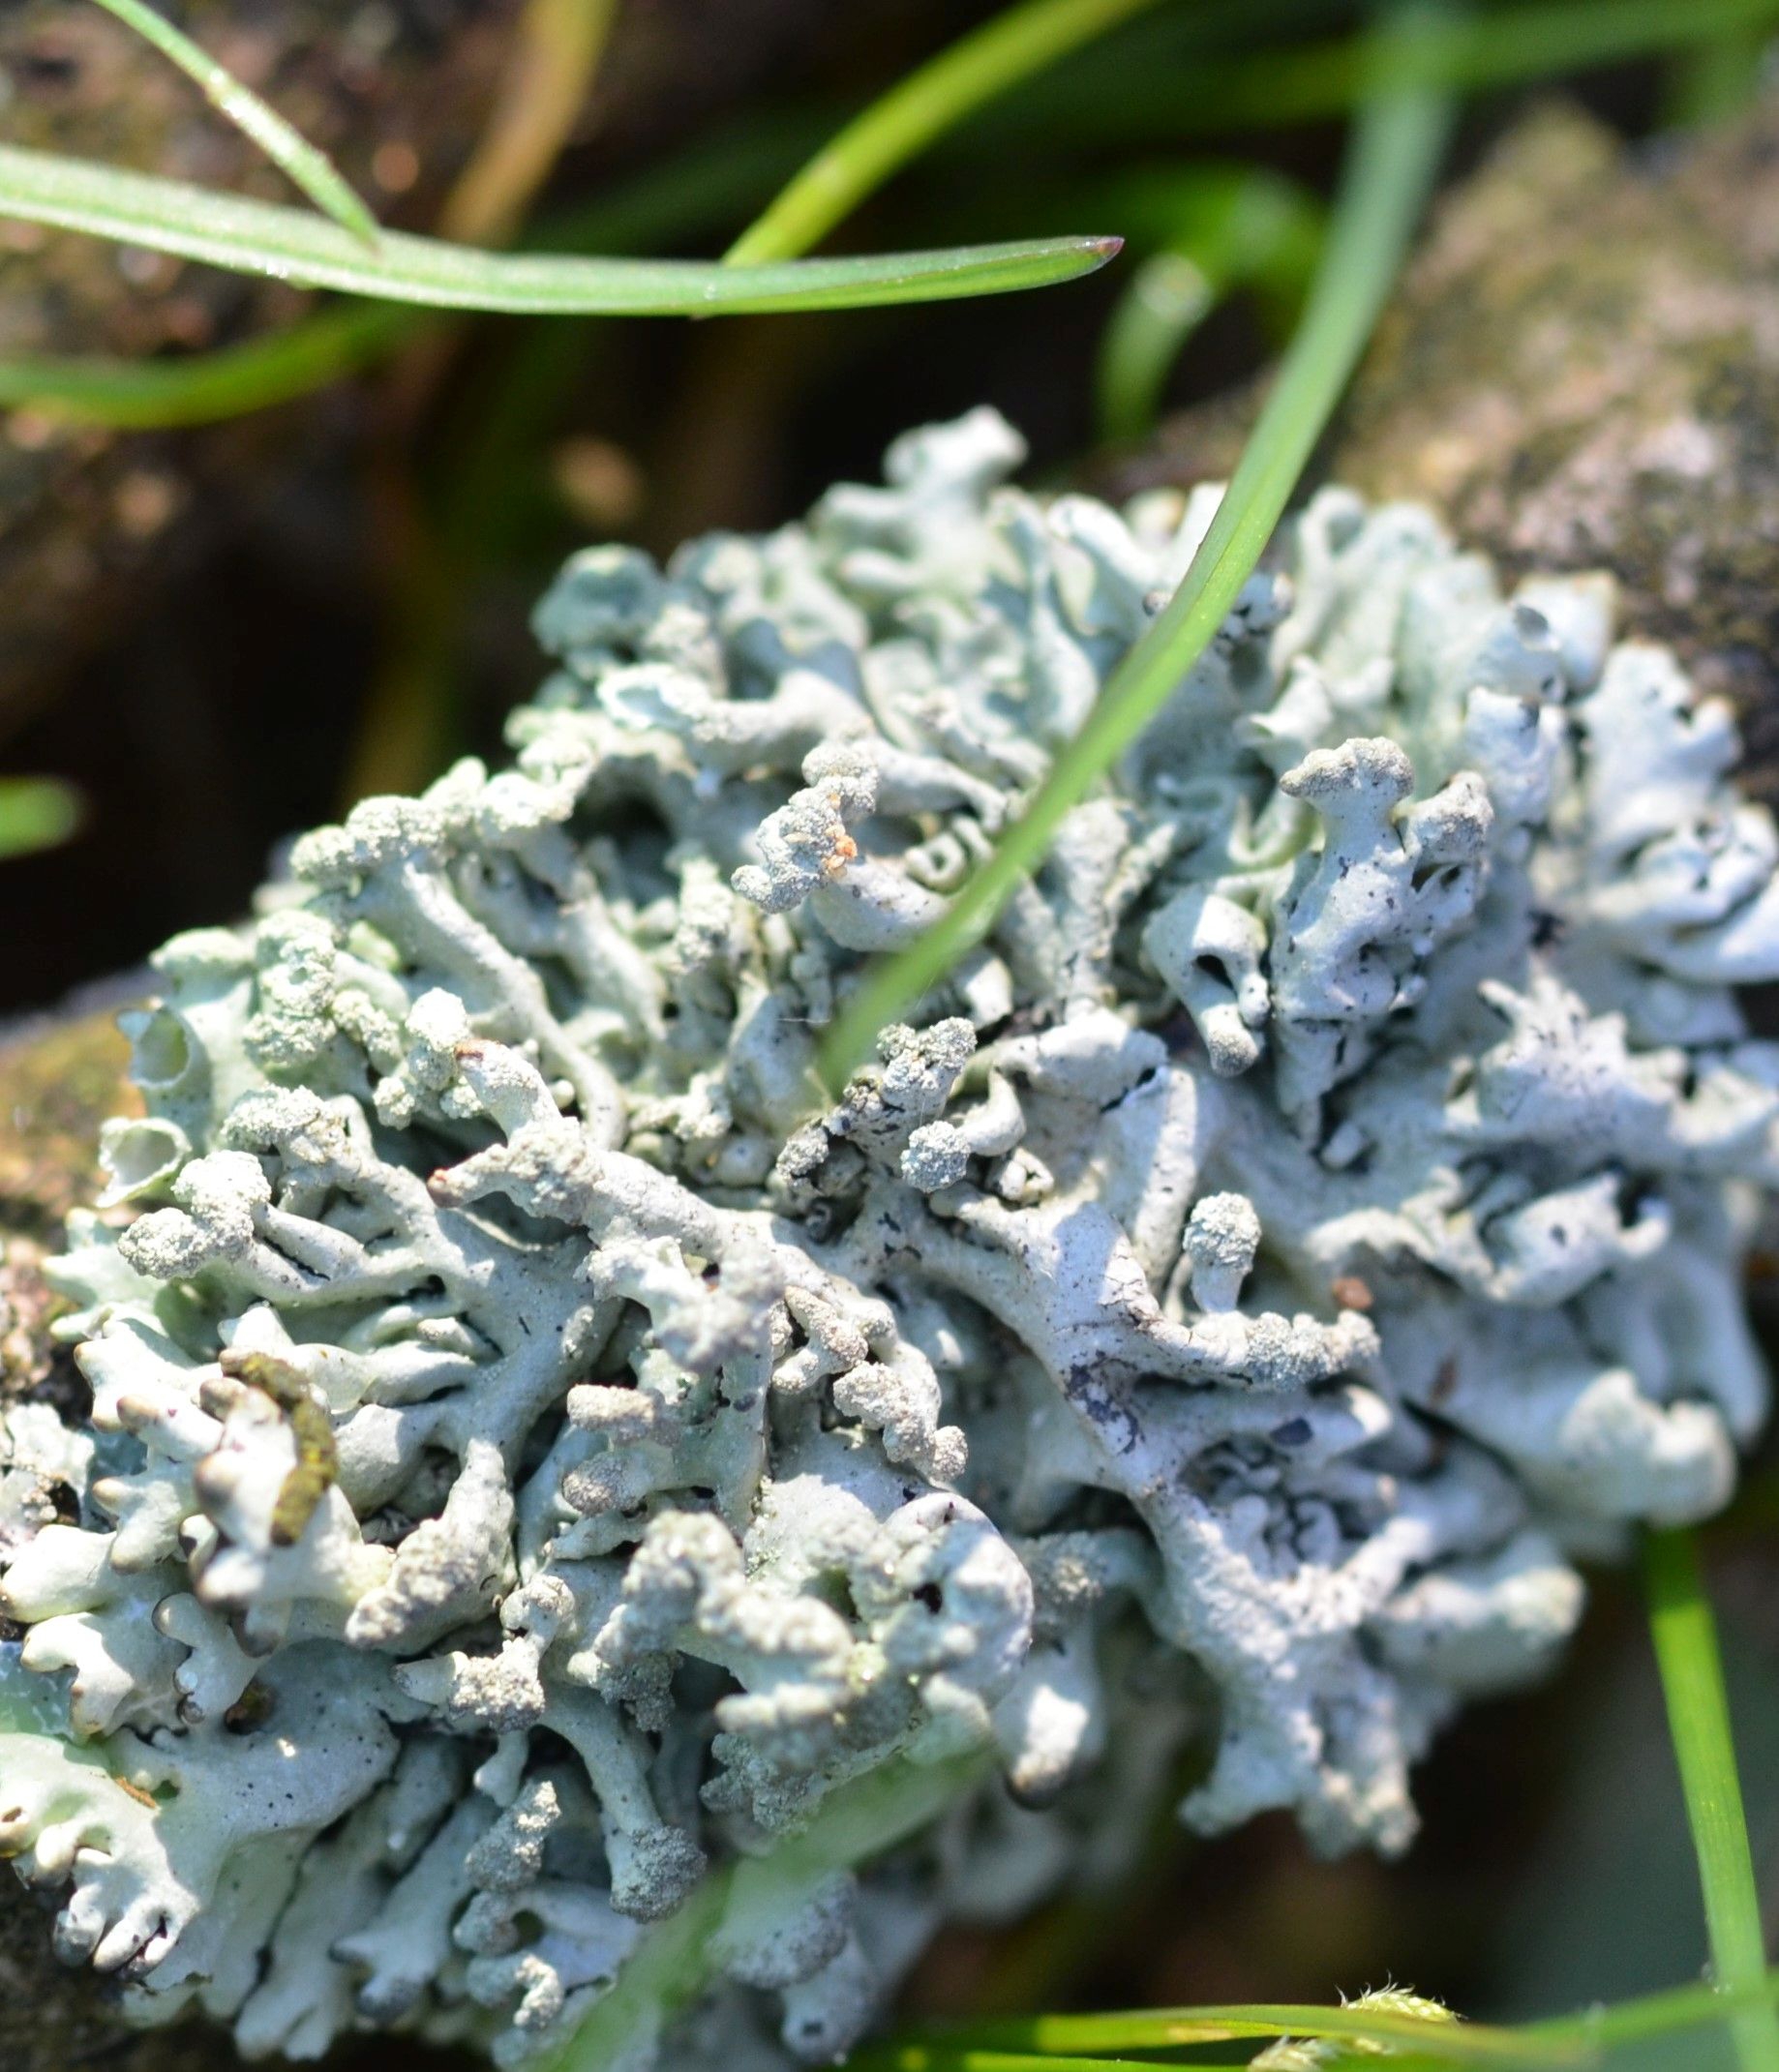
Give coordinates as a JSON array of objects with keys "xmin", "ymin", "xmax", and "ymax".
[
  {"xmin": 0, "ymin": 307, "xmax": 406, "ymax": 428},
  {"xmin": 942, "ymin": 2001, "xmax": 1584, "ymax": 2066},
  {"xmin": 1665, "ymin": 23, "xmax": 1771, "ymax": 128},
  {"xmin": 1643, "ymin": 1529, "xmax": 1779, "ymax": 2072},
  {"xmin": 0, "ymin": 142, "xmax": 1115, "ymax": 315},
  {"xmin": 817, "ymin": 2, "xmax": 1453, "ymax": 1086},
  {"xmin": 1094, "ymin": 165, "xmax": 1323, "ymax": 440},
  {"xmin": 546, "ymin": 1755, "xmax": 991, "ymax": 2072},
  {"xmin": 0, "ymin": 115, "xmax": 830, "ymax": 430},
  {"xmin": 870, "ymin": 1965, "xmax": 1779, "ymax": 2072},
  {"xmin": 1217, "ymin": 0, "xmax": 1779, "ymax": 132},
  {"xmin": 89, "ymin": 0, "xmax": 378, "ymax": 245},
  {"xmin": 437, "ymin": 0, "xmax": 620, "ymax": 245},
  {"xmin": 955, "ymin": 0, "xmax": 1779, "ymax": 146},
  {"xmin": 854, "ymin": 2053, "xmax": 1203, "ymax": 2072},
  {"xmin": 0, "ymin": 778, "xmax": 81, "ymax": 861},
  {"xmin": 727, "ymin": 0, "xmax": 1169, "ymax": 264},
  {"xmin": 1096, "ymin": 249, "xmax": 1217, "ymax": 440},
  {"xmin": 1527, "ymin": 1970, "xmax": 1779, "ymax": 2054}
]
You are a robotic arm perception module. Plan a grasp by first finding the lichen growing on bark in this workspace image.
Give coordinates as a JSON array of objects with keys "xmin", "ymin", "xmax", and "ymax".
[{"xmin": 3, "ymin": 409, "xmax": 1777, "ymax": 2066}]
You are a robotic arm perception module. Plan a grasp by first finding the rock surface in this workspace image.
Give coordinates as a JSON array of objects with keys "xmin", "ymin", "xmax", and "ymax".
[{"xmin": 1105, "ymin": 97, "xmax": 1779, "ymax": 794}]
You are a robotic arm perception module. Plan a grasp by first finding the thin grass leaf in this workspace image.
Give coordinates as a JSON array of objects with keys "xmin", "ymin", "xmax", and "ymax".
[
  {"xmin": 437, "ymin": 0, "xmax": 619, "ymax": 245},
  {"xmin": 1216, "ymin": 0, "xmax": 1779, "ymax": 131},
  {"xmin": 1307, "ymin": 2058, "xmax": 1532, "ymax": 2072},
  {"xmin": 0, "ymin": 113, "xmax": 829, "ymax": 430},
  {"xmin": 1094, "ymin": 165, "xmax": 1322, "ymax": 439},
  {"xmin": 726, "ymin": 0, "xmax": 1169, "ymax": 264},
  {"xmin": 0, "ymin": 307, "xmax": 406, "ymax": 428},
  {"xmin": 935, "ymin": 2002, "xmax": 1584, "ymax": 2067},
  {"xmin": 1526, "ymin": 1970, "xmax": 1779, "ymax": 2055},
  {"xmin": 958, "ymin": 0, "xmax": 1779, "ymax": 147},
  {"xmin": 1643, "ymin": 1529, "xmax": 1779, "ymax": 2072},
  {"xmin": 0, "ymin": 778, "xmax": 81, "ymax": 861},
  {"xmin": 1097, "ymin": 252, "xmax": 1219, "ymax": 440},
  {"xmin": 817, "ymin": 1, "xmax": 1452, "ymax": 1086},
  {"xmin": 854, "ymin": 2053, "xmax": 1226, "ymax": 2072},
  {"xmin": 1316, "ymin": 2059, "xmax": 1508, "ymax": 2072},
  {"xmin": 89, "ymin": 0, "xmax": 377, "ymax": 245},
  {"xmin": 0, "ymin": 142, "xmax": 1114, "ymax": 314},
  {"xmin": 546, "ymin": 1755, "xmax": 991, "ymax": 2072},
  {"xmin": 1665, "ymin": 22, "xmax": 1771, "ymax": 128}
]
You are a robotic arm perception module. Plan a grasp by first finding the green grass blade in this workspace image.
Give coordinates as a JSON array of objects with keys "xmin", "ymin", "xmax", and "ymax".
[
  {"xmin": 0, "ymin": 306, "xmax": 407, "ymax": 428},
  {"xmin": 547, "ymin": 1755, "xmax": 989, "ymax": 2072},
  {"xmin": 438, "ymin": 0, "xmax": 619, "ymax": 245},
  {"xmin": 0, "ymin": 112, "xmax": 831, "ymax": 429},
  {"xmin": 1643, "ymin": 1528, "xmax": 1779, "ymax": 2072},
  {"xmin": 953, "ymin": 0, "xmax": 1779, "ymax": 149},
  {"xmin": 726, "ymin": 0, "xmax": 1169, "ymax": 264},
  {"xmin": 854, "ymin": 2054, "xmax": 1238, "ymax": 2072},
  {"xmin": 0, "ymin": 141, "xmax": 1116, "ymax": 315},
  {"xmin": 1094, "ymin": 165, "xmax": 1323, "ymax": 439},
  {"xmin": 1096, "ymin": 248, "xmax": 1220, "ymax": 441},
  {"xmin": 1527, "ymin": 1970, "xmax": 1779, "ymax": 2055},
  {"xmin": 817, "ymin": 1, "xmax": 1453, "ymax": 1086},
  {"xmin": 89, "ymin": 0, "xmax": 378, "ymax": 245},
  {"xmin": 1231, "ymin": 0, "xmax": 1779, "ymax": 132},
  {"xmin": 0, "ymin": 778, "xmax": 81, "ymax": 861},
  {"xmin": 935, "ymin": 2002, "xmax": 1584, "ymax": 2066},
  {"xmin": 1665, "ymin": 22, "xmax": 1770, "ymax": 127}
]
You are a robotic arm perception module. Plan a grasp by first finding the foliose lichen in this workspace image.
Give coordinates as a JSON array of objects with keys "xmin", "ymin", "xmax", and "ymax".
[{"xmin": 4, "ymin": 406, "xmax": 1777, "ymax": 2065}]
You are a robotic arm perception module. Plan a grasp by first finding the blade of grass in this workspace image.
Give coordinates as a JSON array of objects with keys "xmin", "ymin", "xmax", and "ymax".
[
  {"xmin": 959, "ymin": 0, "xmax": 1779, "ymax": 145},
  {"xmin": 0, "ymin": 306, "xmax": 405, "ymax": 427},
  {"xmin": 0, "ymin": 142, "xmax": 1116, "ymax": 314},
  {"xmin": 0, "ymin": 778, "xmax": 81, "ymax": 861},
  {"xmin": 928, "ymin": 2003, "xmax": 1584, "ymax": 2067},
  {"xmin": 849, "ymin": 2052, "xmax": 1169, "ymax": 2072},
  {"xmin": 89, "ymin": 0, "xmax": 377, "ymax": 245},
  {"xmin": 1095, "ymin": 165, "xmax": 1322, "ymax": 439},
  {"xmin": 1221, "ymin": 0, "xmax": 1779, "ymax": 130},
  {"xmin": 1643, "ymin": 1528, "xmax": 1779, "ymax": 2072},
  {"xmin": 817, "ymin": 1, "xmax": 1453, "ymax": 1086},
  {"xmin": 0, "ymin": 112, "xmax": 832, "ymax": 429},
  {"xmin": 437, "ymin": 0, "xmax": 618, "ymax": 245},
  {"xmin": 875, "ymin": 1964, "xmax": 1779, "ymax": 2072},
  {"xmin": 547, "ymin": 1753, "xmax": 991, "ymax": 2072},
  {"xmin": 1527, "ymin": 1970, "xmax": 1779, "ymax": 2055},
  {"xmin": 1665, "ymin": 23, "xmax": 1771, "ymax": 127},
  {"xmin": 725, "ymin": 0, "xmax": 1170, "ymax": 264},
  {"xmin": 1097, "ymin": 246, "xmax": 1215, "ymax": 433}
]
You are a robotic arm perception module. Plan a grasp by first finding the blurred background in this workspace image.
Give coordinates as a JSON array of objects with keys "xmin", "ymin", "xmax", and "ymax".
[{"xmin": 0, "ymin": 0, "xmax": 1777, "ymax": 2056}]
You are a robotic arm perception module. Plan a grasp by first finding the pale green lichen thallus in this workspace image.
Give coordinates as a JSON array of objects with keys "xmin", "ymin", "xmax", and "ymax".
[{"xmin": 3, "ymin": 409, "xmax": 1777, "ymax": 2065}]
